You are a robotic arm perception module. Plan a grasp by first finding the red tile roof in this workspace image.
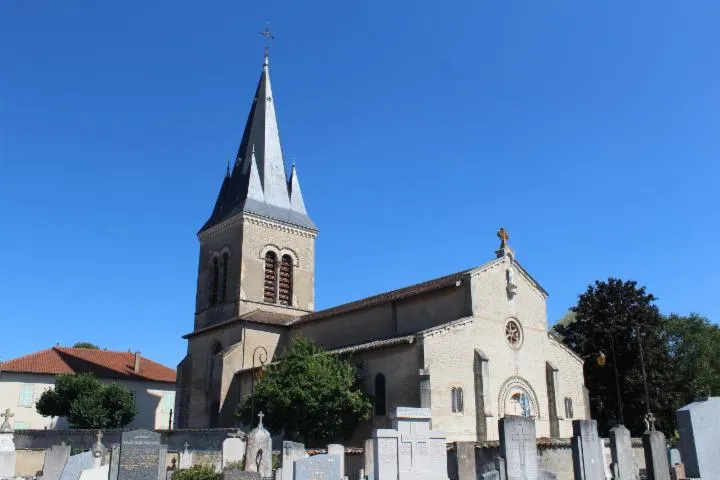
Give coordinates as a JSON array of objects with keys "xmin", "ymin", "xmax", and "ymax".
[{"xmin": 0, "ymin": 347, "xmax": 176, "ymax": 383}]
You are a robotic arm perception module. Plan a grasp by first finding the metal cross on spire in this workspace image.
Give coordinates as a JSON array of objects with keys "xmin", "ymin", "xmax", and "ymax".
[{"xmin": 259, "ymin": 24, "xmax": 274, "ymax": 55}]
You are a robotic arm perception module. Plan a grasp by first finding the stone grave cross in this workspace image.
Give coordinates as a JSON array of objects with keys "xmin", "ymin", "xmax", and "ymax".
[
  {"xmin": 257, "ymin": 411, "xmax": 264, "ymax": 427},
  {"xmin": 0, "ymin": 409, "xmax": 14, "ymax": 431},
  {"xmin": 400, "ymin": 426, "xmax": 429, "ymax": 469},
  {"xmin": 511, "ymin": 421, "xmax": 532, "ymax": 470}
]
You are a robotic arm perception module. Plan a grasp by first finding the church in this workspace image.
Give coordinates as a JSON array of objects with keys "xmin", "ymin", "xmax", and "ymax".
[{"xmin": 174, "ymin": 50, "xmax": 588, "ymax": 444}]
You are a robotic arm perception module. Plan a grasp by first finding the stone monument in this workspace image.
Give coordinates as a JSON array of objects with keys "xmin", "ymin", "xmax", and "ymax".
[
  {"xmin": 609, "ymin": 425, "xmax": 636, "ymax": 480},
  {"xmin": 570, "ymin": 420, "xmax": 604, "ymax": 480},
  {"xmin": 367, "ymin": 407, "xmax": 448, "ymax": 480},
  {"xmin": 42, "ymin": 444, "xmax": 72, "ymax": 480},
  {"xmin": 641, "ymin": 414, "xmax": 670, "ymax": 480},
  {"xmin": 91, "ymin": 431, "xmax": 107, "ymax": 468},
  {"xmin": 223, "ymin": 432, "xmax": 246, "ymax": 468},
  {"xmin": 117, "ymin": 429, "xmax": 164, "ymax": 480},
  {"xmin": 326, "ymin": 444, "xmax": 344, "ymax": 478},
  {"xmin": 676, "ymin": 396, "xmax": 720, "ymax": 480},
  {"xmin": 244, "ymin": 412, "xmax": 272, "ymax": 478},
  {"xmin": 178, "ymin": 443, "xmax": 193, "ymax": 470},
  {"xmin": 293, "ymin": 454, "xmax": 341, "ymax": 480},
  {"xmin": 281, "ymin": 441, "xmax": 306, "ymax": 480},
  {"xmin": 108, "ymin": 444, "xmax": 120, "ymax": 480},
  {"xmin": 0, "ymin": 409, "xmax": 16, "ymax": 480},
  {"xmin": 499, "ymin": 416, "xmax": 538, "ymax": 480}
]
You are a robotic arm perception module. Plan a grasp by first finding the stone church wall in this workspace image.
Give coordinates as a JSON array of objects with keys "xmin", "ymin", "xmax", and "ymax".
[{"xmin": 545, "ymin": 337, "xmax": 587, "ymax": 437}]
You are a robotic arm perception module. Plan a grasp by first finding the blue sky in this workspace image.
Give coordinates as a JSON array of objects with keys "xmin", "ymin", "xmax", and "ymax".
[{"xmin": 1, "ymin": 1, "xmax": 718, "ymax": 368}]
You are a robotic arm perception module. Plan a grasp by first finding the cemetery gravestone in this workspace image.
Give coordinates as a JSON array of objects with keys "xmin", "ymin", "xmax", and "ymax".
[
  {"xmin": 0, "ymin": 409, "xmax": 15, "ymax": 480},
  {"xmin": 223, "ymin": 435, "xmax": 246, "ymax": 468},
  {"xmin": 494, "ymin": 458, "xmax": 507, "ymax": 480},
  {"xmin": 178, "ymin": 443, "xmax": 192, "ymax": 470},
  {"xmin": 570, "ymin": 420, "xmax": 605, "ymax": 480},
  {"xmin": 499, "ymin": 416, "xmax": 538, "ymax": 480},
  {"xmin": 363, "ymin": 440, "xmax": 374, "ymax": 480},
  {"xmin": 118, "ymin": 430, "xmax": 163, "ymax": 480},
  {"xmin": 327, "ymin": 445, "xmax": 344, "ymax": 478},
  {"xmin": 676, "ymin": 396, "xmax": 720, "ymax": 480},
  {"xmin": 281, "ymin": 441, "xmax": 306, "ymax": 480},
  {"xmin": 390, "ymin": 407, "xmax": 448, "ymax": 480},
  {"xmin": 42, "ymin": 444, "xmax": 72, "ymax": 480},
  {"xmin": 59, "ymin": 452, "xmax": 93, "ymax": 480},
  {"xmin": 372, "ymin": 430, "xmax": 398, "ymax": 480},
  {"xmin": 293, "ymin": 454, "xmax": 340, "ymax": 480},
  {"xmin": 667, "ymin": 448, "xmax": 681, "ymax": 467},
  {"xmin": 642, "ymin": 431, "xmax": 670, "ymax": 480},
  {"xmin": 158, "ymin": 445, "xmax": 168, "ymax": 480},
  {"xmin": 609, "ymin": 425, "xmax": 635, "ymax": 480},
  {"xmin": 109, "ymin": 445, "xmax": 120, "ymax": 480},
  {"xmin": 92, "ymin": 432, "xmax": 107, "ymax": 468},
  {"xmin": 244, "ymin": 413, "xmax": 272, "ymax": 478},
  {"xmin": 224, "ymin": 469, "xmax": 260, "ymax": 480},
  {"xmin": 78, "ymin": 465, "xmax": 109, "ymax": 480}
]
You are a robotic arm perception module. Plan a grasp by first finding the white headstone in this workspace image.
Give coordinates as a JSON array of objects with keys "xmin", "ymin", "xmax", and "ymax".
[
  {"xmin": 78, "ymin": 464, "xmax": 109, "ymax": 480},
  {"xmin": 363, "ymin": 440, "xmax": 374, "ymax": 480},
  {"xmin": 281, "ymin": 441, "xmax": 306, "ymax": 480},
  {"xmin": 223, "ymin": 437, "xmax": 246, "ymax": 468},
  {"xmin": 0, "ymin": 432, "xmax": 16, "ymax": 480},
  {"xmin": 609, "ymin": 425, "xmax": 634, "ymax": 480},
  {"xmin": 42, "ymin": 444, "xmax": 72, "ymax": 480},
  {"xmin": 244, "ymin": 412, "xmax": 272, "ymax": 478},
  {"xmin": 327, "ymin": 444, "xmax": 344, "ymax": 478},
  {"xmin": 570, "ymin": 420, "xmax": 604, "ymax": 480},
  {"xmin": 179, "ymin": 443, "xmax": 193, "ymax": 470}
]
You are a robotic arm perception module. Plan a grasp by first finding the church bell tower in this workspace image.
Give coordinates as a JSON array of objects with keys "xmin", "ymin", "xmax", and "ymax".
[{"xmin": 193, "ymin": 51, "xmax": 318, "ymax": 332}]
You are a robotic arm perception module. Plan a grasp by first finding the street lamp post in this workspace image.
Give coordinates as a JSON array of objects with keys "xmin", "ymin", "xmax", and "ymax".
[
  {"xmin": 636, "ymin": 325, "xmax": 652, "ymax": 417},
  {"xmin": 250, "ymin": 346, "xmax": 268, "ymax": 424},
  {"xmin": 609, "ymin": 333, "xmax": 624, "ymax": 426}
]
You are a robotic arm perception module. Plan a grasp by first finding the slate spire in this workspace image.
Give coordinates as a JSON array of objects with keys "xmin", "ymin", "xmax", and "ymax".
[{"xmin": 200, "ymin": 51, "xmax": 316, "ymax": 233}]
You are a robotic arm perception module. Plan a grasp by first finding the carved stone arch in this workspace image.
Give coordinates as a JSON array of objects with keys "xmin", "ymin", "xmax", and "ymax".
[
  {"xmin": 208, "ymin": 250, "xmax": 221, "ymax": 264},
  {"xmin": 259, "ymin": 244, "xmax": 281, "ymax": 259},
  {"xmin": 497, "ymin": 376, "xmax": 540, "ymax": 419},
  {"xmin": 279, "ymin": 248, "xmax": 299, "ymax": 267},
  {"xmin": 219, "ymin": 246, "xmax": 232, "ymax": 257}
]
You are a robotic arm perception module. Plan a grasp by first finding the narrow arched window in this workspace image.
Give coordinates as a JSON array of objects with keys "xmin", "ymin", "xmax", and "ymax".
[
  {"xmin": 263, "ymin": 252, "xmax": 278, "ymax": 303},
  {"xmin": 374, "ymin": 373, "xmax": 386, "ymax": 416},
  {"xmin": 451, "ymin": 387, "xmax": 464, "ymax": 413},
  {"xmin": 278, "ymin": 255, "xmax": 293, "ymax": 306},
  {"xmin": 209, "ymin": 256, "xmax": 219, "ymax": 305},
  {"xmin": 220, "ymin": 252, "xmax": 229, "ymax": 302},
  {"xmin": 564, "ymin": 397, "xmax": 574, "ymax": 418}
]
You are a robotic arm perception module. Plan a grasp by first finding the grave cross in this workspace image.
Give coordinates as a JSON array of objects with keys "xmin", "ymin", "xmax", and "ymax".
[
  {"xmin": 183, "ymin": 442, "xmax": 189, "ymax": 451},
  {"xmin": 257, "ymin": 411, "xmax": 265, "ymax": 428},
  {"xmin": 0, "ymin": 409, "xmax": 14, "ymax": 431},
  {"xmin": 510, "ymin": 422, "xmax": 532, "ymax": 469},
  {"xmin": 400, "ymin": 433, "xmax": 429, "ymax": 469},
  {"xmin": 95, "ymin": 431, "xmax": 103, "ymax": 443}
]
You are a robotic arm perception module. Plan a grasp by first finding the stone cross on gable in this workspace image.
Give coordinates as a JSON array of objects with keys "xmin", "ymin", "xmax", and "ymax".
[{"xmin": 0, "ymin": 409, "xmax": 13, "ymax": 431}]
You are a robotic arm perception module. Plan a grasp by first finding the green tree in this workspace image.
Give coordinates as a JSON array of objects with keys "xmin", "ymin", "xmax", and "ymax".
[
  {"xmin": 236, "ymin": 337, "xmax": 372, "ymax": 446},
  {"xmin": 665, "ymin": 313, "xmax": 720, "ymax": 403},
  {"xmin": 72, "ymin": 342, "xmax": 100, "ymax": 349},
  {"xmin": 36, "ymin": 373, "xmax": 137, "ymax": 428},
  {"xmin": 555, "ymin": 278, "xmax": 677, "ymax": 435}
]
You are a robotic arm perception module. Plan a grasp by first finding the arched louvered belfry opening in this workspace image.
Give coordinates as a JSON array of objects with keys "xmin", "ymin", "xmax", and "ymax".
[
  {"xmin": 209, "ymin": 256, "xmax": 220, "ymax": 306},
  {"xmin": 263, "ymin": 251, "xmax": 278, "ymax": 303},
  {"xmin": 279, "ymin": 254, "xmax": 293, "ymax": 306},
  {"xmin": 220, "ymin": 252, "xmax": 229, "ymax": 302},
  {"xmin": 374, "ymin": 373, "xmax": 387, "ymax": 416}
]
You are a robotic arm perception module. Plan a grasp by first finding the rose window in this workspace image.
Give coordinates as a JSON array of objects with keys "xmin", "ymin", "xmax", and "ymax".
[{"xmin": 505, "ymin": 319, "xmax": 523, "ymax": 348}]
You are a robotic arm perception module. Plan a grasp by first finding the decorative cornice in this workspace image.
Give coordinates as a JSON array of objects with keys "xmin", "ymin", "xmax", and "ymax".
[{"xmin": 198, "ymin": 212, "xmax": 318, "ymax": 241}]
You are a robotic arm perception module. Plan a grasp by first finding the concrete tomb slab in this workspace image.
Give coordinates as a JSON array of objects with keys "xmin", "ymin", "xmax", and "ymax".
[
  {"xmin": 676, "ymin": 396, "xmax": 720, "ymax": 480},
  {"xmin": 78, "ymin": 465, "xmax": 109, "ymax": 480},
  {"xmin": 59, "ymin": 452, "xmax": 93, "ymax": 480},
  {"xmin": 293, "ymin": 454, "xmax": 340, "ymax": 480},
  {"xmin": 327, "ymin": 445, "xmax": 344, "ymax": 478}
]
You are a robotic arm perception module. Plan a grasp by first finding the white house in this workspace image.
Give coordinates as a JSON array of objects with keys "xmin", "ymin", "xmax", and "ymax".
[{"xmin": 0, "ymin": 346, "xmax": 176, "ymax": 430}]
